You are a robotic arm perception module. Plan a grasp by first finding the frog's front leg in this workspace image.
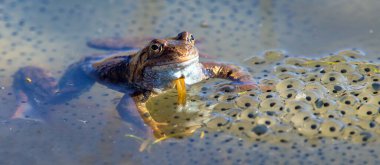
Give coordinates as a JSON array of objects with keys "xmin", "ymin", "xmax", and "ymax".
[
  {"xmin": 117, "ymin": 94, "xmax": 167, "ymax": 139},
  {"xmin": 201, "ymin": 62, "xmax": 267, "ymax": 92}
]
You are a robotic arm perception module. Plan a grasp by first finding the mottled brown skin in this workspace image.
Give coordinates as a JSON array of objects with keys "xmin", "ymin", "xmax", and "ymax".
[{"xmin": 13, "ymin": 32, "xmax": 256, "ymax": 138}]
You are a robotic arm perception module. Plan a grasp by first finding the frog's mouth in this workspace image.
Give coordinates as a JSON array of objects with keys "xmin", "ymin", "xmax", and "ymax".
[
  {"xmin": 153, "ymin": 55, "xmax": 199, "ymax": 67},
  {"xmin": 148, "ymin": 57, "xmax": 199, "ymax": 74}
]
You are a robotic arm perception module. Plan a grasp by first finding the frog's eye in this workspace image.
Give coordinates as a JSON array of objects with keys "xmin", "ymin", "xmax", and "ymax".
[
  {"xmin": 190, "ymin": 34, "xmax": 195, "ymax": 41},
  {"xmin": 150, "ymin": 43, "xmax": 162, "ymax": 53},
  {"xmin": 177, "ymin": 32, "xmax": 195, "ymax": 43}
]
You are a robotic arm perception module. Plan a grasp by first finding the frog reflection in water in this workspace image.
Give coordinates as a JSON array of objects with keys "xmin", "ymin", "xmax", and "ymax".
[{"xmin": 12, "ymin": 32, "xmax": 257, "ymax": 138}]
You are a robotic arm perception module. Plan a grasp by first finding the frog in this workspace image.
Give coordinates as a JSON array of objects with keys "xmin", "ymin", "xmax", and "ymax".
[{"xmin": 12, "ymin": 31, "xmax": 258, "ymax": 138}]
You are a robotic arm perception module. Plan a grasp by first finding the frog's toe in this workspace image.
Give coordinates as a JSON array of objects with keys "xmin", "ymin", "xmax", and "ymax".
[
  {"xmin": 152, "ymin": 130, "xmax": 167, "ymax": 139},
  {"xmin": 236, "ymin": 83, "xmax": 258, "ymax": 92},
  {"xmin": 151, "ymin": 120, "xmax": 169, "ymax": 126},
  {"xmin": 12, "ymin": 101, "xmax": 44, "ymax": 122},
  {"xmin": 258, "ymin": 84, "xmax": 275, "ymax": 92},
  {"xmin": 217, "ymin": 84, "xmax": 237, "ymax": 93},
  {"xmin": 217, "ymin": 82, "xmax": 258, "ymax": 93},
  {"xmin": 148, "ymin": 120, "xmax": 168, "ymax": 138}
]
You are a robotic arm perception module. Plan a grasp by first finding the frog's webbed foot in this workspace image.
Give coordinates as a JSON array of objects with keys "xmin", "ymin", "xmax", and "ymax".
[
  {"xmin": 12, "ymin": 66, "xmax": 58, "ymax": 120},
  {"xmin": 202, "ymin": 62, "xmax": 272, "ymax": 92},
  {"xmin": 12, "ymin": 91, "xmax": 44, "ymax": 121},
  {"xmin": 87, "ymin": 37, "xmax": 152, "ymax": 51}
]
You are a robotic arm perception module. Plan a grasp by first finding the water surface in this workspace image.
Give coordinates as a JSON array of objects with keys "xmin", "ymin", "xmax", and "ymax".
[{"xmin": 1, "ymin": 0, "xmax": 380, "ymax": 164}]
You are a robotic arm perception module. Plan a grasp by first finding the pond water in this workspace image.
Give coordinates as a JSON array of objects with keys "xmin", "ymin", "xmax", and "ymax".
[{"xmin": 1, "ymin": 0, "xmax": 380, "ymax": 165}]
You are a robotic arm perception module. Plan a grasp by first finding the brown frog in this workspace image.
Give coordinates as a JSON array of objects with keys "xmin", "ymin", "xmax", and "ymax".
[{"xmin": 12, "ymin": 32, "xmax": 257, "ymax": 138}]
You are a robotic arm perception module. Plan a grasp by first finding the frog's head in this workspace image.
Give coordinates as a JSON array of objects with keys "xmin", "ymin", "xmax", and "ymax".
[
  {"xmin": 128, "ymin": 32, "xmax": 200, "ymax": 84},
  {"xmin": 144, "ymin": 31, "xmax": 199, "ymax": 66}
]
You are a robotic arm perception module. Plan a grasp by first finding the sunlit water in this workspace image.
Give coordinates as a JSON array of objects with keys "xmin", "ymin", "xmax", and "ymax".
[{"xmin": 2, "ymin": 0, "xmax": 380, "ymax": 165}]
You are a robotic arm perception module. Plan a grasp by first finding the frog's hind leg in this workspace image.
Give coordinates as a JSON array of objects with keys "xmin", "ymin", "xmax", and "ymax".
[
  {"xmin": 50, "ymin": 62, "xmax": 95, "ymax": 103},
  {"xmin": 12, "ymin": 63, "xmax": 95, "ymax": 120}
]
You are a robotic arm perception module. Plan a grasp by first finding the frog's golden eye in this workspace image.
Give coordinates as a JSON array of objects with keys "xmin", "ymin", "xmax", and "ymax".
[{"xmin": 150, "ymin": 43, "xmax": 162, "ymax": 53}]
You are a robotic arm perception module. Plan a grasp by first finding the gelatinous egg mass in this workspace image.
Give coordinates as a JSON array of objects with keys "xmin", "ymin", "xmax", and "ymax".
[
  {"xmin": 146, "ymin": 49, "xmax": 380, "ymax": 164},
  {"xmin": 166, "ymin": 49, "xmax": 380, "ymax": 143}
]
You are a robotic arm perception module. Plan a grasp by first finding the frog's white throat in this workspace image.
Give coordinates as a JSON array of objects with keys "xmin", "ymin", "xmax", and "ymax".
[{"xmin": 143, "ymin": 57, "xmax": 204, "ymax": 89}]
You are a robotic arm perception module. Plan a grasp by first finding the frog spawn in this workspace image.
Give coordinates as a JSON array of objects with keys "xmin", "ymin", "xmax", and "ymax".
[
  {"xmin": 242, "ymin": 49, "xmax": 380, "ymax": 143},
  {"xmin": 138, "ymin": 50, "xmax": 380, "ymax": 165},
  {"xmin": 244, "ymin": 50, "xmax": 380, "ymax": 143},
  {"xmin": 146, "ymin": 49, "xmax": 380, "ymax": 145}
]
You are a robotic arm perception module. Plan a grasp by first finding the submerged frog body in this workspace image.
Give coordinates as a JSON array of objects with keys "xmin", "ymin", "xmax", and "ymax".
[{"xmin": 12, "ymin": 32, "xmax": 256, "ymax": 138}]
